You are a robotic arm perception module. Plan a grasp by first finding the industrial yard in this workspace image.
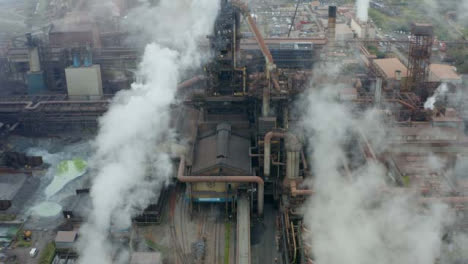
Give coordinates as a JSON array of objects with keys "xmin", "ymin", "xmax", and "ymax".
[{"xmin": 0, "ymin": 0, "xmax": 467, "ymax": 263}]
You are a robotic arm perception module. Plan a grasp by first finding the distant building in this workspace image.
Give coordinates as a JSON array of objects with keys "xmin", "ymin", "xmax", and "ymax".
[
  {"xmin": 335, "ymin": 23, "xmax": 354, "ymax": 41},
  {"xmin": 49, "ymin": 12, "xmax": 101, "ymax": 48},
  {"xmin": 310, "ymin": 1, "xmax": 320, "ymax": 9},
  {"xmin": 350, "ymin": 18, "xmax": 376, "ymax": 39},
  {"xmin": 55, "ymin": 231, "xmax": 78, "ymax": 250},
  {"xmin": 429, "ymin": 64, "xmax": 462, "ymax": 84}
]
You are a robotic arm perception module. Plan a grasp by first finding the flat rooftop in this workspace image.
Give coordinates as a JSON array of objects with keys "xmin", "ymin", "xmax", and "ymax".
[
  {"xmin": 55, "ymin": 231, "xmax": 78, "ymax": 243},
  {"xmin": 373, "ymin": 58, "xmax": 408, "ymax": 79},
  {"xmin": 429, "ymin": 64, "xmax": 462, "ymax": 83}
]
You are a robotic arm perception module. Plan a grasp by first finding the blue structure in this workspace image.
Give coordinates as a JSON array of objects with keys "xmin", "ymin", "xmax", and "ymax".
[
  {"xmin": 72, "ymin": 53, "xmax": 81, "ymax": 67},
  {"xmin": 27, "ymin": 71, "xmax": 47, "ymax": 94}
]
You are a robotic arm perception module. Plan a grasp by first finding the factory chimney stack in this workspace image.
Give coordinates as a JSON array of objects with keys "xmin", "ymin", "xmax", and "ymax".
[{"xmin": 328, "ymin": 6, "xmax": 337, "ymax": 47}]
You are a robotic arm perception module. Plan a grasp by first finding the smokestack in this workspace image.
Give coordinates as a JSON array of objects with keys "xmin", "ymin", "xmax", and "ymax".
[{"xmin": 328, "ymin": 6, "xmax": 337, "ymax": 47}]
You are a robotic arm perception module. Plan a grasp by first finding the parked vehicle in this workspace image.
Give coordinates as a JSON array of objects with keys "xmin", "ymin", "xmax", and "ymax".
[{"xmin": 29, "ymin": 248, "xmax": 38, "ymax": 257}]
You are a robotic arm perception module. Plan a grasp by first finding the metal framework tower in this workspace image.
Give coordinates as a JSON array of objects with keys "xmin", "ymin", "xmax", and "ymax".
[{"xmin": 406, "ymin": 23, "xmax": 433, "ymax": 91}]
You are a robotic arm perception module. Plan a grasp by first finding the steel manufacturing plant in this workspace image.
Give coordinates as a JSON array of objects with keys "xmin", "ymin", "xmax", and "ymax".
[{"xmin": 0, "ymin": 0, "xmax": 468, "ymax": 263}]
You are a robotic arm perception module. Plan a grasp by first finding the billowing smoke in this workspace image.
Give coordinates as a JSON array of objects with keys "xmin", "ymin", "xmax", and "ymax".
[
  {"xmin": 89, "ymin": 0, "xmax": 121, "ymax": 17},
  {"xmin": 424, "ymin": 83, "xmax": 448, "ymax": 110},
  {"xmin": 356, "ymin": 0, "xmax": 370, "ymax": 22},
  {"xmin": 459, "ymin": 0, "xmax": 468, "ymax": 24},
  {"xmin": 77, "ymin": 1, "xmax": 219, "ymax": 263},
  {"xmin": 299, "ymin": 84, "xmax": 453, "ymax": 264}
]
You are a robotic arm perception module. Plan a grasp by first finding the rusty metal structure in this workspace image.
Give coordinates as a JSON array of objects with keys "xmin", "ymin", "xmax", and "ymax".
[
  {"xmin": 406, "ymin": 23, "xmax": 434, "ymax": 93},
  {"xmin": 1, "ymin": 1, "xmax": 468, "ymax": 264}
]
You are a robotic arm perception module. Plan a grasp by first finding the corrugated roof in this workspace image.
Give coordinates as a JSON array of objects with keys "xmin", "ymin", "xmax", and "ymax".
[
  {"xmin": 373, "ymin": 58, "xmax": 408, "ymax": 79},
  {"xmin": 192, "ymin": 126, "xmax": 251, "ymax": 176},
  {"xmin": 55, "ymin": 231, "xmax": 77, "ymax": 243},
  {"xmin": 429, "ymin": 64, "xmax": 461, "ymax": 81}
]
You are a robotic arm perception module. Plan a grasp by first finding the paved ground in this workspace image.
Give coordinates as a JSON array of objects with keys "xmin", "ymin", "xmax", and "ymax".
[
  {"xmin": 251, "ymin": 203, "xmax": 282, "ymax": 264},
  {"xmin": 8, "ymin": 229, "xmax": 56, "ymax": 264}
]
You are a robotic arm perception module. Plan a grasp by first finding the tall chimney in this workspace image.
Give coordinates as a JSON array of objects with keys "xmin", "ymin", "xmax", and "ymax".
[{"xmin": 328, "ymin": 6, "xmax": 337, "ymax": 47}]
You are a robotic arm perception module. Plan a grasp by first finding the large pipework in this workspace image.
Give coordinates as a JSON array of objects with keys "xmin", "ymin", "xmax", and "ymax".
[
  {"xmin": 262, "ymin": 86, "xmax": 270, "ymax": 117},
  {"xmin": 264, "ymin": 131, "xmax": 302, "ymax": 178},
  {"xmin": 264, "ymin": 131, "xmax": 287, "ymax": 178},
  {"xmin": 177, "ymin": 156, "xmax": 264, "ymax": 215},
  {"xmin": 420, "ymin": 196, "xmax": 468, "ymax": 204},
  {"xmin": 177, "ymin": 75, "xmax": 206, "ymax": 90},
  {"xmin": 328, "ymin": 6, "xmax": 337, "ymax": 47},
  {"xmin": 28, "ymin": 47, "xmax": 41, "ymax": 72},
  {"xmin": 286, "ymin": 133, "xmax": 302, "ymax": 180},
  {"xmin": 290, "ymin": 180, "xmax": 314, "ymax": 197},
  {"xmin": 26, "ymin": 33, "xmax": 41, "ymax": 72}
]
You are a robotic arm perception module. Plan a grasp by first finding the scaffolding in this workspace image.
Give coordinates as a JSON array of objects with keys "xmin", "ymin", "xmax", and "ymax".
[{"xmin": 406, "ymin": 23, "xmax": 433, "ymax": 92}]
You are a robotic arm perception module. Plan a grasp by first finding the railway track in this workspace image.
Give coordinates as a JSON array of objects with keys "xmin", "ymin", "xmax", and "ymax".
[
  {"xmin": 212, "ymin": 205, "xmax": 220, "ymax": 264},
  {"xmin": 169, "ymin": 186, "xmax": 190, "ymax": 264}
]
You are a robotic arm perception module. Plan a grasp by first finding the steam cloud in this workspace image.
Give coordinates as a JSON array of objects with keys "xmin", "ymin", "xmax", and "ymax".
[
  {"xmin": 356, "ymin": 0, "xmax": 370, "ymax": 22},
  {"xmin": 77, "ymin": 1, "xmax": 219, "ymax": 263},
  {"xmin": 299, "ymin": 84, "xmax": 454, "ymax": 264},
  {"xmin": 424, "ymin": 83, "xmax": 448, "ymax": 110}
]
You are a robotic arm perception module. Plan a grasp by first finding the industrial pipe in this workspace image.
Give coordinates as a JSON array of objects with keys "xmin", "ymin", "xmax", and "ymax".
[
  {"xmin": 232, "ymin": 0, "xmax": 281, "ymax": 92},
  {"xmin": 177, "ymin": 156, "xmax": 265, "ymax": 215},
  {"xmin": 177, "ymin": 75, "xmax": 206, "ymax": 90},
  {"xmin": 0, "ymin": 75, "xmax": 202, "ymax": 113},
  {"xmin": 353, "ymin": 98, "xmax": 417, "ymax": 110},
  {"xmin": 290, "ymin": 180, "xmax": 314, "ymax": 197},
  {"xmin": 420, "ymin": 196, "xmax": 468, "ymax": 204},
  {"xmin": 301, "ymin": 150, "xmax": 308, "ymax": 171},
  {"xmin": 291, "ymin": 221, "xmax": 297, "ymax": 264},
  {"xmin": 264, "ymin": 131, "xmax": 287, "ymax": 178},
  {"xmin": 358, "ymin": 128, "xmax": 377, "ymax": 160},
  {"xmin": 262, "ymin": 86, "xmax": 270, "ymax": 117},
  {"xmin": 24, "ymin": 100, "xmax": 109, "ymax": 110},
  {"xmin": 28, "ymin": 47, "xmax": 41, "ymax": 72}
]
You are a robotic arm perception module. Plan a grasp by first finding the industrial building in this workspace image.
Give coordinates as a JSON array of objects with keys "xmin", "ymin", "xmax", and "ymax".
[{"xmin": 0, "ymin": 0, "xmax": 466, "ymax": 264}]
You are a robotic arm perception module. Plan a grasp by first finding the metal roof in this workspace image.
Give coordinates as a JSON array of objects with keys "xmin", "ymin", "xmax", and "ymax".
[
  {"xmin": 373, "ymin": 58, "xmax": 408, "ymax": 79},
  {"xmin": 55, "ymin": 231, "xmax": 78, "ymax": 243},
  {"xmin": 192, "ymin": 124, "xmax": 251, "ymax": 176},
  {"xmin": 429, "ymin": 64, "xmax": 461, "ymax": 82}
]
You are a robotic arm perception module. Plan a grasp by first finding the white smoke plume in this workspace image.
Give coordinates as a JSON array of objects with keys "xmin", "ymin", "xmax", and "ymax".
[
  {"xmin": 356, "ymin": 0, "xmax": 370, "ymax": 22},
  {"xmin": 77, "ymin": 1, "xmax": 219, "ymax": 263},
  {"xmin": 89, "ymin": 0, "xmax": 121, "ymax": 18},
  {"xmin": 299, "ymin": 84, "xmax": 454, "ymax": 264},
  {"xmin": 424, "ymin": 83, "xmax": 449, "ymax": 110},
  {"xmin": 459, "ymin": 0, "xmax": 468, "ymax": 24}
]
